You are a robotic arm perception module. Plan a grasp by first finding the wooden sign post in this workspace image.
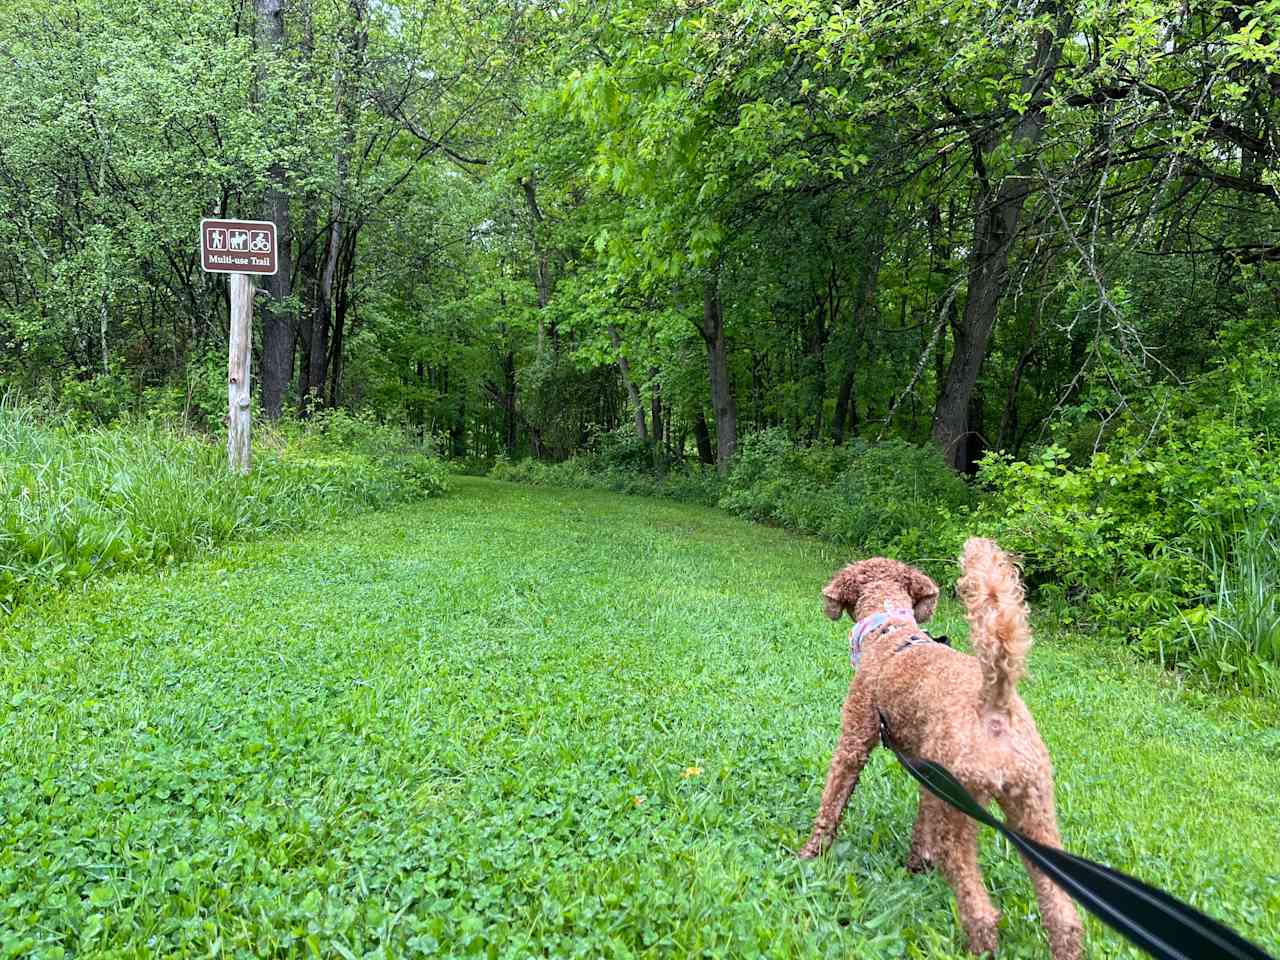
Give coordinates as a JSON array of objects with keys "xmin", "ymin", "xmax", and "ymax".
[{"xmin": 199, "ymin": 218, "xmax": 279, "ymax": 475}]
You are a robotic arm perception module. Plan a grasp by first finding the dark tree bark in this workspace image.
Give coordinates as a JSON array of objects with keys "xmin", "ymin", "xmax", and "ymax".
[
  {"xmin": 502, "ymin": 349, "xmax": 518, "ymax": 456},
  {"xmin": 449, "ymin": 394, "xmax": 466, "ymax": 457},
  {"xmin": 832, "ymin": 368, "xmax": 858, "ymax": 444},
  {"xmin": 327, "ymin": 228, "xmax": 356, "ymax": 404},
  {"xmin": 300, "ymin": 0, "xmax": 363, "ymax": 411},
  {"xmin": 700, "ymin": 273, "xmax": 738, "ymax": 474},
  {"xmin": 996, "ymin": 312, "xmax": 1038, "ymax": 453},
  {"xmin": 810, "ymin": 265, "xmax": 837, "ymax": 441},
  {"xmin": 294, "ymin": 207, "xmax": 318, "ymax": 406},
  {"xmin": 832, "ymin": 211, "xmax": 886, "ymax": 444},
  {"xmin": 255, "ymin": 0, "xmax": 296, "ymax": 420},
  {"xmin": 964, "ymin": 390, "xmax": 986, "ymax": 474},
  {"xmin": 649, "ymin": 368, "xmax": 663, "ymax": 447},
  {"xmin": 931, "ymin": 6, "xmax": 1069, "ymax": 471},
  {"xmin": 305, "ymin": 215, "xmax": 339, "ymax": 409},
  {"xmin": 693, "ymin": 409, "xmax": 714, "ymax": 466}
]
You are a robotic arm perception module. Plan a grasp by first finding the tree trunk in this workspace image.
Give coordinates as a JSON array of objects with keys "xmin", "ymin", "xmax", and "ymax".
[
  {"xmin": 607, "ymin": 324, "xmax": 647, "ymax": 441},
  {"xmin": 328, "ymin": 228, "xmax": 356, "ymax": 404},
  {"xmin": 329, "ymin": 282, "xmax": 346, "ymax": 405},
  {"xmin": 832, "ymin": 210, "xmax": 886, "ymax": 444},
  {"xmin": 293, "ymin": 11, "xmax": 318, "ymax": 410},
  {"xmin": 811, "ymin": 265, "xmax": 837, "ymax": 440},
  {"xmin": 449, "ymin": 392, "xmax": 466, "ymax": 458},
  {"xmin": 302, "ymin": 0, "xmax": 362, "ymax": 411},
  {"xmin": 521, "ymin": 176, "xmax": 557, "ymax": 353},
  {"xmin": 649, "ymin": 368, "xmax": 663, "ymax": 446},
  {"xmin": 931, "ymin": 7, "xmax": 1068, "ymax": 471},
  {"xmin": 693, "ymin": 409, "xmax": 714, "ymax": 466},
  {"xmin": 832, "ymin": 368, "xmax": 857, "ymax": 444},
  {"xmin": 295, "ymin": 207, "xmax": 318, "ymax": 405},
  {"xmin": 700, "ymin": 274, "xmax": 738, "ymax": 475},
  {"xmin": 502, "ymin": 349, "xmax": 518, "ymax": 456},
  {"xmin": 306, "ymin": 214, "xmax": 339, "ymax": 409},
  {"xmin": 255, "ymin": 0, "xmax": 295, "ymax": 421},
  {"xmin": 996, "ymin": 312, "xmax": 1038, "ymax": 452},
  {"xmin": 965, "ymin": 390, "xmax": 986, "ymax": 473}
]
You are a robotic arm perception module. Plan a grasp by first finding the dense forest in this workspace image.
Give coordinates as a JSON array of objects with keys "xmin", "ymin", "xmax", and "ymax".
[{"xmin": 4, "ymin": 0, "xmax": 1277, "ymax": 472}]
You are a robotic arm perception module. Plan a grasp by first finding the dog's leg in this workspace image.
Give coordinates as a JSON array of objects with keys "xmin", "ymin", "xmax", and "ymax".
[
  {"xmin": 905, "ymin": 787, "xmax": 938, "ymax": 873},
  {"xmin": 1001, "ymin": 789, "xmax": 1083, "ymax": 960},
  {"xmin": 798, "ymin": 679, "xmax": 878, "ymax": 859},
  {"xmin": 934, "ymin": 806, "xmax": 1000, "ymax": 956}
]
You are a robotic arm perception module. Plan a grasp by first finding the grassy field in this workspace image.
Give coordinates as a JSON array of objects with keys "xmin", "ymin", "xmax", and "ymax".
[{"xmin": 1, "ymin": 477, "xmax": 1277, "ymax": 958}]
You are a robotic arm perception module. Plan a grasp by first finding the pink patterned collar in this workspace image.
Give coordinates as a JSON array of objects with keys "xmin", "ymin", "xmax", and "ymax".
[{"xmin": 849, "ymin": 605, "xmax": 917, "ymax": 669}]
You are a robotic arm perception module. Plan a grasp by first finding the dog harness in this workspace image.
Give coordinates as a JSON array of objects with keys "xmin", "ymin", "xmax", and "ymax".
[{"xmin": 849, "ymin": 602, "xmax": 949, "ymax": 670}]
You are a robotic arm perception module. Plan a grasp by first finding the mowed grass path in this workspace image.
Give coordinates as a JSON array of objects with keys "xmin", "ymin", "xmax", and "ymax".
[{"xmin": 2, "ymin": 478, "xmax": 1278, "ymax": 959}]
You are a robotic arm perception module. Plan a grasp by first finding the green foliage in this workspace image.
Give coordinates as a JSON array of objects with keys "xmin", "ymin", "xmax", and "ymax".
[
  {"xmin": 490, "ymin": 451, "xmax": 721, "ymax": 506},
  {"xmin": 1, "ymin": 0, "xmax": 1279, "ymax": 707},
  {"xmin": 968, "ymin": 346, "xmax": 1280, "ymax": 693},
  {"xmin": 296, "ymin": 406, "xmax": 435, "ymax": 459},
  {"xmin": 586, "ymin": 421, "xmax": 655, "ymax": 473},
  {"xmin": 389, "ymin": 452, "xmax": 451, "ymax": 498},
  {"xmin": 720, "ymin": 430, "xmax": 975, "ymax": 572},
  {"xmin": 1, "ymin": 478, "xmax": 1277, "ymax": 958},
  {"xmin": 0, "ymin": 402, "xmax": 447, "ymax": 612},
  {"xmin": 57, "ymin": 364, "xmax": 132, "ymax": 427}
]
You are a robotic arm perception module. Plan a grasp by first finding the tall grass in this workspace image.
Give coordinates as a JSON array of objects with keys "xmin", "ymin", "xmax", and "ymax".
[
  {"xmin": 1185, "ymin": 514, "xmax": 1280, "ymax": 694},
  {"xmin": 0, "ymin": 400, "xmax": 447, "ymax": 611}
]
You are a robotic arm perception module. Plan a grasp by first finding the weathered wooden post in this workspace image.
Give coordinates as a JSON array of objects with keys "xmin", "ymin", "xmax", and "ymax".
[
  {"xmin": 199, "ymin": 218, "xmax": 279, "ymax": 475},
  {"xmin": 227, "ymin": 272, "xmax": 254, "ymax": 474}
]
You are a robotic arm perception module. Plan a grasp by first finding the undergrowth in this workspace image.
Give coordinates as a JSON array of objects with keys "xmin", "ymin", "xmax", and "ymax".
[{"xmin": 0, "ymin": 401, "xmax": 448, "ymax": 612}]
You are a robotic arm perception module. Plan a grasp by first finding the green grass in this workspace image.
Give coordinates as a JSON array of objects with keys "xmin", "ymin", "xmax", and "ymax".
[
  {"xmin": 1, "ymin": 478, "xmax": 1277, "ymax": 958},
  {"xmin": 0, "ymin": 402, "xmax": 447, "ymax": 612}
]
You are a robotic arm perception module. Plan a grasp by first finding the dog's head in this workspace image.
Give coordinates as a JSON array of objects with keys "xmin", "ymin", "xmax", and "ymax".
[{"xmin": 822, "ymin": 558, "xmax": 939, "ymax": 623}]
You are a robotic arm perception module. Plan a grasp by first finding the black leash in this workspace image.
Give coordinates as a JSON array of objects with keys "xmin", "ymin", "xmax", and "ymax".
[{"xmin": 878, "ymin": 712, "xmax": 1276, "ymax": 960}]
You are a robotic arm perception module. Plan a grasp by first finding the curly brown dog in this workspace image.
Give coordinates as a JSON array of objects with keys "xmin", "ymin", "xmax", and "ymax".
[{"xmin": 799, "ymin": 538, "xmax": 1083, "ymax": 960}]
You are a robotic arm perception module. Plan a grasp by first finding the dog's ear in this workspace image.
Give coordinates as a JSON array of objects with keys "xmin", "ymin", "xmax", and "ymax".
[
  {"xmin": 905, "ymin": 567, "xmax": 940, "ymax": 623},
  {"xmin": 821, "ymin": 565, "xmax": 860, "ymax": 620}
]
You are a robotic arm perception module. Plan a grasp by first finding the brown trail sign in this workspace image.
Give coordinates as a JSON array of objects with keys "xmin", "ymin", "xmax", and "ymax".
[
  {"xmin": 200, "ymin": 218, "xmax": 278, "ymax": 276},
  {"xmin": 201, "ymin": 218, "xmax": 279, "ymax": 474}
]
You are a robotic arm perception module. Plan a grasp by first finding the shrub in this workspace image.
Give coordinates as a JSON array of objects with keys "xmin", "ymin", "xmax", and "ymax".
[
  {"xmin": 719, "ymin": 431, "xmax": 975, "ymax": 576},
  {"xmin": 297, "ymin": 406, "xmax": 431, "ymax": 458},
  {"xmin": 967, "ymin": 348, "xmax": 1280, "ymax": 694},
  {"xmin": 58, "ymin": 364, "xmax": 133, "ymax": 426},
  {"xmin": 489, "ymin": 450, "xmax": 721, "ymax": 505},
  {"xmin": 389, "ymin": 452, "xmax": 451, "ymax": 497},
  {"xmin": 585, "ymin": 422, "xmax": 656, "ymax": 472}
]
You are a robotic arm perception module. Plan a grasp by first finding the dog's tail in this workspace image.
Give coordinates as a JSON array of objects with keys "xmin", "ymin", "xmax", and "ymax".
[{"xmin": 956, "ymin": 537, "xmax": 1031, "ymax": 713}]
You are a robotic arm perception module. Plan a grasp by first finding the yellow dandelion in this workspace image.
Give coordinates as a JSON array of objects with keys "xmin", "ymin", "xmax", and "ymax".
[{"xmin": 681, "ymin": 766, "xmax": 703, "ymax": 779}]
